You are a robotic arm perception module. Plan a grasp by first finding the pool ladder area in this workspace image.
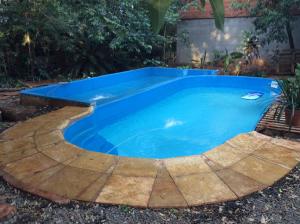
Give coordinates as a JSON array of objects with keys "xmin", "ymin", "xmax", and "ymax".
[{"xmin": 68, "ymin": 126, "xmax": 116, "ymax": 154}]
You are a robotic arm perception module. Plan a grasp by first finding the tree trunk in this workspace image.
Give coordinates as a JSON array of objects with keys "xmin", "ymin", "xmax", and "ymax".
[{"xmin": 286, "ymin": 21, "xmax": 295, "ymax": 50}]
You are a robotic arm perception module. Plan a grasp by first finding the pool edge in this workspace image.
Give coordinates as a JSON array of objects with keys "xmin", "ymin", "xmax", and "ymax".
[
  {"xmin": 20, "ymin": 93, "xmax": 90, "ymax": 107},
  {"xmin": 1, "ymin": 106, "xmax": 299, "ymax": 208}
]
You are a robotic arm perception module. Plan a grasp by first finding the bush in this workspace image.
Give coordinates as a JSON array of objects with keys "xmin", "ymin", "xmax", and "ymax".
[{"xmin": 0, "ymin": 0, "xmax": 179, "ymax": 82}]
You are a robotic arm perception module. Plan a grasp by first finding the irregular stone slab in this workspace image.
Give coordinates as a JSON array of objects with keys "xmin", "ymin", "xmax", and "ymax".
[
  {"xmin": 204, "ymin": 143, "xmax": 248, "ymax": 167},
  {"xmin": 248, "ymin": 131, "xmax": 273, "ymax": 141},
  {"xmin": 49, "ymin": 106, "xmax": 91, "ymax": 120},
  {"xmin": 148, "ymin": 167, "xmax": 187, "ymax": 208},
  {"xmin": 0, "ymin": 136, "xmax": 34, "ymax": 155},
  {"xmin": 38, "ymin": 166, "xmax": 101, "ymax": 199},
  {"xmin": 173, "ymin": 172, "xmax": 237, "ymax": 206},
  {"xmin": 35, "ymin": 130, "xmax": 64, "ymax": 148},
  {"xmin": 40, "ymin": 141, "xmax": 85, "ymax": 163},
  {"xmin": 203, "ymin": 157, "xmax": 224, "ymax": 171},
  {"xmin": 35, "ymin": 119, "xmax": 70, "ymax": 135},
  {"xmin": 227, "ymin": 134, "xmax": 267, "ymax": 153},
  {"xmin": 0, "ymin": 122, "xmax": 38, "ymax": 140},
  {"xmin": 3, "ymin": 153, "xmax": 57, "ymax": 180},
  {"xmin": 0, "ymin": 145, "xmax": 38, "ymax": 167},
  {"xmin": 253, "ymin": 142, "xmax": 300, "ymax": 169},
  {"xmin": 22, "ymin": 163, "xmax": 65, "ymax": 186},
  {"xmin": 216, "ymin": 168, "xmax": 266, "ymax": 198},
  {"xmin": 164, "ymin": 155, "xmax": 211, "ymax": 177},
  {"xmin": 271, "ymin": 138, "xmax": 300, "ymax": 152},
  {"xmin": 76, "ymin": 173, "xmax": 110, "ymax": 202},
  {"xmin": 96, "ymin": 174, "xmax": 155, "ymax": 207},
  {"xmin": 67, "ymin": 107, "xmax": 92, "ymax": 120},
  {"xmin": 0, "ymin": 204, "xmax": 16, "ymax": 220},
  {"xmin": 69, "ymin": 152, "xmax": 117, "ymax": 173},
  {"xmin": 230, "ymin": 156, "xmax": 290, "ymax": 186},
  {"xmin": 113, "ymin": 157, "xmax": 158, "ymax": 178},
  {"xmin": 2, "ymin": 171, "xmax": 70, "ymax": 204}
]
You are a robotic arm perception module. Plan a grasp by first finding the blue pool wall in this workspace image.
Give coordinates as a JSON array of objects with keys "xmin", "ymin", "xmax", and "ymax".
[
  {"xmin": 64, "ymin": 75, "xmax": 281, "ymax": 144},
  {"xmin": 20, "ymin": 67, "xmax": 218, "ymax": 104}
]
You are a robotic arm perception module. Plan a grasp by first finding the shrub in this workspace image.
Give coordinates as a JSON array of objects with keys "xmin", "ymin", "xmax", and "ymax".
[{"xmin": 0, "ymin": 0, "xmax": 180, "ymax": 81}]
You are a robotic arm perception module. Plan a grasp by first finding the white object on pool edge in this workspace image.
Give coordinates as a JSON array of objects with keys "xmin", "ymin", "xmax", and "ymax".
[
  {"xmin": 271, "ymin": 81, "xmax": 279, "ymax": 88},
  {"xmin": 242, "ymin": 92, "xmax": 264, "ymax": 100}
]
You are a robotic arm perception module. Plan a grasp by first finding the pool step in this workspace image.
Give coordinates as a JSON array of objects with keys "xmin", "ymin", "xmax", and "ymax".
[{"xmin": 70, "ymin": 128, "xmax": 116, "ymax": 154}]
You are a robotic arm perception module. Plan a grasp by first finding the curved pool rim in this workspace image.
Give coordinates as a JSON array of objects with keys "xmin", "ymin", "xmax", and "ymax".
[
  {"xmin": 1, "ymin": 106, "xmax": 300, "ymax": 208},
  {"xmin": 63, "ymin": 74, "xmax": 281, "ymax": 159}
]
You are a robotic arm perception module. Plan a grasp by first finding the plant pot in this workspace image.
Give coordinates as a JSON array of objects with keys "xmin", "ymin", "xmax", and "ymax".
[{"xmin": 285, "ymin": 109, "xmax": 300, "ymax": 127}]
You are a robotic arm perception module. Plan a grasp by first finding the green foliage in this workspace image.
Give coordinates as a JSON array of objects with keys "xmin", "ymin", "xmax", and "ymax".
[
  {"xmin": 230, "ymin": 0, "xmax": 251, "ymax": 10},
  {"xmin": 208, "ymin": 0, "xmax": 225, "ymax": 31},
  {"xmin": 0, "ymin": 75, "xmax": 25, "ymax": 88},
  {"xmin": 212, "ymin": 50, "xmax": 226, "ymax": 62},
  {"xmin": 200, "ymin": 50, "xmax": 207, "ymax": 68},
  {"xmin": 0, "ymin": 0, "xmax": 225, "ymax": 82},
  {"xmin": 279, "ymin": 64, "xmax": 300, "ymax": 110},
  {"xmin": 144, "ymin": 0, "xmax": 173, "ymax": 33},
  {"xmin": 147, "ymin": 0, "xmax": 225, "ymax": 32},
  {"xmin": 240, "ymin": 31, "xmax": 260, "ymax": 64},
  {"xmin": 275, "ymin": 64, "xmax": 300, "ymax": 127},
  {"xmin": 230, "ymin": 51, "xmax": 243, "ymax": 60},
  {"xmin": 232, "ymin": 0, "xmax": 300, "ymax": 48},
  {"xmin": 252, "ymin": 0, "xmax": 300, "ymax": 48},
  {"xmin": 0, "ymin": 0, "xmax": 179, "ymax": 81},
  {"xmin": 223, "ymin": 50, "xmax": 232, "ymax": 72}
]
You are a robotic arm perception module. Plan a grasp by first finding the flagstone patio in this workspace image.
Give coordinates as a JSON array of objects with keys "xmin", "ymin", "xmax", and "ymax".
[{"xmin": 0, "ymin": 106, "xmax": 299, "ymax": 208}]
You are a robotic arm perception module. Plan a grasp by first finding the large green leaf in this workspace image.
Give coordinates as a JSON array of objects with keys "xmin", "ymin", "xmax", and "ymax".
[
  {"xmin": 209, "ymin": 0, "xmax": 224, "ymax": 31},
  {"xmin": 146, "ymin": 0, "xmax": 224, "ymax": 33},
  {"xmin": 144, "ymin": 0, "xmax": 172, "ymax": 33}
]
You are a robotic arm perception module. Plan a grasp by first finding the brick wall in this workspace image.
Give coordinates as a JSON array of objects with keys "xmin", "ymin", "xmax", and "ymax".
[
  {"xmin": 180, "ymin": 0, "xmax": 300, "ymax": 19},
  {"xmin": 181, "ymin": 0, "xmax": 254, "ymax": 19}
]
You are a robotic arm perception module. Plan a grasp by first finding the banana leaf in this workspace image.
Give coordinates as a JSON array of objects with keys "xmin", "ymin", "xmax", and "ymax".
[
  {"xmin": 145, "ymin": 0, "xmax": 224, "ymax": 33},
  {"xmin": 144, "ymin": 0, "xmax": 172, "ymax": 33}
]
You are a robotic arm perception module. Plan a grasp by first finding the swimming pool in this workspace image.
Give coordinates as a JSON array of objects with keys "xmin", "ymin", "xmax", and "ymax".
[
  {"xmin": 21, "ymin": 67, "xmax": 217, "ymax": 106},
  {"xmin": 60, "ymin": 74, "xmax": 280, "ymax": 159}
]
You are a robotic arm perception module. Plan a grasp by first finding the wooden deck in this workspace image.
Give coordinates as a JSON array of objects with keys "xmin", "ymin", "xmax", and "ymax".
[
  {"xmin": 276, "ymin": 49, "xmax": 300, "ymax": 75},
  {"xmin": 256, "ymin": 104, "xmax": 300, "ymax": 134}
]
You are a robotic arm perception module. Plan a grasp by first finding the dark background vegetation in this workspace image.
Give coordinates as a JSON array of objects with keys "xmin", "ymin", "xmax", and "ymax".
[{"xmin": 0, "ymin": 0, "xmax": 184, "ymax": 86}]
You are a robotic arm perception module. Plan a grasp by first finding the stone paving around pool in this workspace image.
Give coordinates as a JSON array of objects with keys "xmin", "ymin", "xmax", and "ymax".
[{"xmin": 0, "ymin": 106, "xmax": 300, "ymax": 208}]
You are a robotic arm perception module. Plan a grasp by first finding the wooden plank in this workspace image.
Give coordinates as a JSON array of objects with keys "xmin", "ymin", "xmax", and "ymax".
[{"xmin": 256, "ymin": 104, "xmax": 300, "ymax": 134}]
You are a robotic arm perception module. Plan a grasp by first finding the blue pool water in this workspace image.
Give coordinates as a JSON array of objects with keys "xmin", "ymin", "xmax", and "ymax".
[
  {"xmin": 90, "ymin": 87, "xmax": 275, "ymax": 158},
  {"xmin": 61, "ymin": 73, "xmax": 280, "ymax": 159},
  {"xmin": 21, "ymin": 67, "xmax": 280, "ymax": 159}
]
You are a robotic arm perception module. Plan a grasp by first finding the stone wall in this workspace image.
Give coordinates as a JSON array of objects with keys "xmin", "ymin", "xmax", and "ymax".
[{"xmin": 176, "ymin": 16, "xmax": 300, "ymax": 65}]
